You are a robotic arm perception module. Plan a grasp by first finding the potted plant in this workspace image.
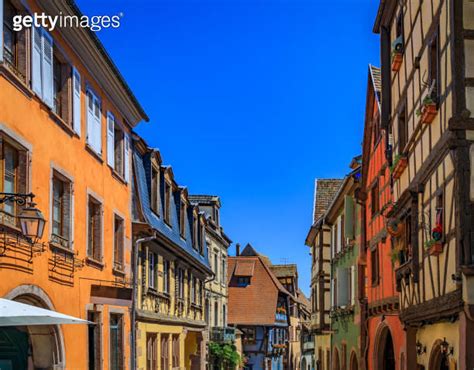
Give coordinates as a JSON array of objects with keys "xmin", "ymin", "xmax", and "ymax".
[
  {"xmin": 416, "ymin": 95, "xmax": 438, "ymax": 124},
  {"xmin": 425, "ymin": 239, "xmax": 443, "ymax": 256},
  {"xmin": 390, "ymin": 154, "xmax": 408, "ymax": 180},
  {"xmin": 391, "ymin": 50, "xmax": 403, "ymax": 72}
]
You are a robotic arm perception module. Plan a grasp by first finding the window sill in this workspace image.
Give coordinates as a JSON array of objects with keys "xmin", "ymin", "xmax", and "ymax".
[
  {"xmin": 112, "ymin": 267, "xmax": 126, "ymax": 277},
  {"xmin": 49, "ymin": 111, "xmax": 76, "ymax": 137},
  {"xmin": 49, "ymin": 241, "xmax": 74, "ymax": 256},
  {"xmin": 85, "ymin": 144, "xmax": 104, "ymax": 163},
  {"xmin": 110, "ymin": 167, "xmax": 127, "ymax": 185},
  {"xmin": 0, "ymin": 63, "xmax": 32, "ymax": 99},
  {"xmin": 85, "ymin": 256, "xmax": 104, "ymax": 270}
]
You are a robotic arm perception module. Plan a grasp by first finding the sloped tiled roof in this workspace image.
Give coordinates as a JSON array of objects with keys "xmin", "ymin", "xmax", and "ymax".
[
  {"xmin": 270, "ymin": 264, "xmax": 298, "ymax": 278},
  {"xmin": 234, "ymin": 261, "xmax": 255, "ymax": 276},
  {"xmin": 313, "ymin": 179, "xmax": 344, "ymax": 223},
  {"xmin": 228, "ymin": 254, "xmax": 290, "ymax": 326}
]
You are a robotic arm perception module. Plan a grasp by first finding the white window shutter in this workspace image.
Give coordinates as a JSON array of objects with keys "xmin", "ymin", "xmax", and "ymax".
[
  {"xmin": 41, "ymin": 30, "xmax": 54, "ymax": 108},
  {"xmin": 72, "ymin": 67, "xmax": 81, "ymax": 136},
  {"xmin": 107, "ymin": 112, "xmax": 115, "ymax": 168},
  {"xmin": 124, "ymin": 133, "xmax": 130, "ymax": 183},
  {"xmin": 86, "ymin": 92, "xmax": 94, "ymax": 147},
  {"xmin": 93, "ymin": 97, "xmax": 102, "ymax": 154},
  {"xmin": 0, "ymin": 0, "xmax": 3, "ymax": 63},
  {"xmin": 31, "ymin": 27, "xmax": 43, "ymax": 97}
]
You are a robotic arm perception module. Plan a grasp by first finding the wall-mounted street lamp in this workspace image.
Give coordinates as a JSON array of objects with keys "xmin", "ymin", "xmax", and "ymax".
[
  {"xmin": 440, "ymin": 338, "xmax": 454, "ymax": 356},
  {"xmin": 0, "ymin": 192, "xmax": 46, "ymax": 242},
  {"xmin": 416, "ymin": 340, "xmax": 426, "ymax": 355}
]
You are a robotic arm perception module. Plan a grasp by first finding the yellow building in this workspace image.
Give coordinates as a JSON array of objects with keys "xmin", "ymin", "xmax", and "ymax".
[
  {"xmin": 0, "ymin": 0, "xmax": 147, "ymax": 368},
  {"xmin": 132, "ymin": 137, "xmax": 213, "ymax": 370}
]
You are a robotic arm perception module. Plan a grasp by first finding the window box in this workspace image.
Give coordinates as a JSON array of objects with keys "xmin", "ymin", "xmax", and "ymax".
[
  {"xmin": 390, "ymin": 154, "xmax": 408, "ymax": 180},
  {"xmin": 416, "ymin": 96, "xmax": 438, "ymax": 124},
  {"xmin": 425, "ymin": 239, "xmax": 443, "ymax": 256},
  {"xmin": 391, "ymin": 52, "xmax": 403, "ymax": 72}
]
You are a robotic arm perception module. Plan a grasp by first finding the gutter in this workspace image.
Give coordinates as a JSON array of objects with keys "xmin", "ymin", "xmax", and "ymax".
[{"xmin": 131, "ymin": 234, "xmax": 156, "ymax": 370}]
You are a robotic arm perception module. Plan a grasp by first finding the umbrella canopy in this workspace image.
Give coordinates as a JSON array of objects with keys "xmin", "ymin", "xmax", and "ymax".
[{"xmin": 0, "ymin": 298, "xmax": 89, "ymax": 326}]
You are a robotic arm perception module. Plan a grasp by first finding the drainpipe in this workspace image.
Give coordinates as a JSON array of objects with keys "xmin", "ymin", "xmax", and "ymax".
[{"xmin": 131, "ymin": 234, "xmax": 156, "ymax": 370}]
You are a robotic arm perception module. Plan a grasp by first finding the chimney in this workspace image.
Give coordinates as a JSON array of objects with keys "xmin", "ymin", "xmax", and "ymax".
[{"xmin": 236, "ymin": 243, "xmax": 240, "ymax": 256}]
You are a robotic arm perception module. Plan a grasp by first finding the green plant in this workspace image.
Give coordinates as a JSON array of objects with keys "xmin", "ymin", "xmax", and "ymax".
[
  {"xmin": 416, "ymin": 95, "xmax": 435, "ymax": 116},
  {"xmin": 424, "ymin": 239, "xmax": 438, "ymax": 249},
  {"xmin": 209, "ymin": 342, "xmax": 243, "ymax": 369},
  {"xmin": 389, "ymin": 248, "xmax": 400, "ymax": 264},
  {"xmin": 390, "ymin": 154, "xmax": 404, "ymax": 172}
]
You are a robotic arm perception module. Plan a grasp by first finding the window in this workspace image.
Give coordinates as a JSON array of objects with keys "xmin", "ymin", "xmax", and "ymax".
[
  {"xmin": 87, "ymin": 311, "xmax": 101, "ymax": 370},
  {"xmin": 398, "ymin": 104, "xmax": 407, "ymax": 153},
  {"xmin": 436, "ymin": 192, "xmax": 444, "ymax": 233},
  {"xmin": 175, "ymin": 267, "xmax": 185, "ymax": 299},
  {"xmin": 52, "ymin": 50, "xmax": 71, "ymax": 122},
  {"xmin": 87, "ymin": 196, "xmax": 102, "ymax": 261},
  {"xmin": 163, "ymin": 259, "xmax": 170, "ymax": 294},
  {"xmin": 193, "ymin": 214, "xmax": 199, "ymax": 250},
  {"xmin": 428, "ymin": 28, "xmax": 440, "ymax": 102},
  {"xmin": 109, "ymin": 314, "xmax": 124, "ymax": 370},
  {"xmin": 198, "ymin": 280, "xmax": 203, "ymax": 306},
  {"xmin": 243, "ymin": 328, "xmax": 256, "ymax": 344},
  {"xmin": 146, "ymin": 333, "xmax": 158, "ymax": 370},
  {"xmin": 86, "ymin": 89, "xmax": 102, "ymax": 154},
  {"xmin": 371, "ymin": 180, "xmax": 380, "ymax": 217},
  {"xmin": 371, "ymin": 247, "xmax": 380, "ymax": 286},
  {"xmin": 237, "ymin": 277, "xmax": 250, "ymax": 287},
  {"xmin": 148, "ymin": 251, "xmax": 158, "ymax": 289},
  {"xmin": 190, "ymin": 274, "xmax": 196, "ymax": 303},
  {"xmin": 150, "ymin": 167, "xmax": 159, "ymax": 214},
  {"xmin": 179, "ymin": 199, "xmax": 186, "ymax": 238},
  {"xmin": 164, "ymin": 181, "xmax": 171, "ymax": 224},
  {"xmin": 172, "ymin": 335, "xmax": 180, "ymax": 368},
  {"xmin": 214, "ymin": 207, "xmax": 219, "ymax": 226},
  {"xmin": 114, "ymin": 215, "xmax": 124, "ymax": 271},
  {"xmin": 214, "ymin": 302, "xmax": 219, "ymax": 327},
  {"xmin": 214, "ymin": 252, "xmax": 219, "ymax": 277},
  {"xmin": 221, "ymin": 258, "xmax": 226, "ymax": 284},
  {"xmin": 51, "ymin": 173, "xmax": 72, "ymax": 248},
  {"xmin": 395, "ymin": 10, "xmax": 404, "ymax": 48},
  {"xmin": 3, "ymin": 1, "xmax": 27, "ymax": 81},
  {"xmin": 199, "ymin": 223, "xmax": 205, "ymax": 254},
  {"xmin": 223, "ymin": 304, "xmax": 226, "ymax": 327},
  {"xmin": 161, "ymin": 335, "xmax": 169, "ymax": 370}
]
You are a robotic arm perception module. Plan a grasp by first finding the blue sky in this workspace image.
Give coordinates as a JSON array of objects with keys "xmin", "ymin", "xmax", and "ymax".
[{"xmin": 77, "ymin": 0, "xmax": 380, "ymax": 296}]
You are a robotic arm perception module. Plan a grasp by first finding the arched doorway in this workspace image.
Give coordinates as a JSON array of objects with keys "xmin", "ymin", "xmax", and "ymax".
[
  {"xmin": 350, "ymin": 351, "xmax": 358, "ymax": 370},
  {"xmin": 332, "ymin": 347, "xmax": 340, "ymax": 370},
  {"xmin": 1, "ymin": 286, "xmax": 65, "ymax": 369},
  {"xmin": 428, "ymin": 340, "xmax": 450, "ymax": 370},
  {"xmin": 374, "ymin": 324, "xmax": 395, "ymax": 370},
  {"xmin": 301, "ymin": 357, "xmax": 307, "ymax": 370}
]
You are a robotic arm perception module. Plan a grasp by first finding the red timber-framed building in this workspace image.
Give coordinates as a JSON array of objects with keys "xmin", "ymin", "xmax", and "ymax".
[{"xmin": 359, "ymin": 65, "xmax": 405, "ymax": 370}]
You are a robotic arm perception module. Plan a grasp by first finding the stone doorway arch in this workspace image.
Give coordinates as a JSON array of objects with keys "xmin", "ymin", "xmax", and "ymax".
[
  {"xmin": 2, "ymin": 285, "xmax": 65, "ymax": 369},
  {"xmin": 428, "ymin": 340, "xmax": 450, "ymax": 370},
  {"xmin": 374, "ymin": 323, "xmax": 395, "ymax": 370},
  {"xmin": 332, "ymin": 347, "xmax": 340, "ymax": 370}
]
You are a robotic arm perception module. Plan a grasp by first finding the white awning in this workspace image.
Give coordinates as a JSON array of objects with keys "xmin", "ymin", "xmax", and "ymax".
[{"xmin": 0, "ymin": 298, "xmax": 90, "ymax": 326}]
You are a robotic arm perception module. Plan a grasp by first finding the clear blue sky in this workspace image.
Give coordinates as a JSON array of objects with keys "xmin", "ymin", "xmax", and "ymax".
[{"xmin": 77, "ymin": 0, "xmax": 380, "ymax": 296}]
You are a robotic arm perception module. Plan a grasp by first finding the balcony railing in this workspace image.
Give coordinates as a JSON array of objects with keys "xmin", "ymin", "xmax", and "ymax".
[
  {"xmin": 210, "ymin": 327, "xmax": 236, "ymax": 343},
  {"xmin": 302, "ymin": 341, "xmax": 315, "ymax": 351},
  {"xmin": 275, "ymin": 312, "xmax": 287, "ymax": 322}
]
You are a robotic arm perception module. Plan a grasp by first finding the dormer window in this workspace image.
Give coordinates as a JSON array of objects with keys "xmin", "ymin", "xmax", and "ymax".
[
  {"xmin": 179, "ymin": 198, "xmax": 186, "ymax": 239},
  {"xmin": 192, "ymin": 213, "xmax": 199, "ymax": 250},
  {"xmin": 150, "ymin": 166, "xmax": 159, "ymax": 214},
  {"xmin": 164, "ymin": 181, "xmax": 171, "ymax": 224}
]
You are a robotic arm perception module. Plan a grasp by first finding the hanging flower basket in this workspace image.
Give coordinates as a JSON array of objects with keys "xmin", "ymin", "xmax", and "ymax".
[
  {"xmin": 391, "ymin": 154, "xmax": 408, "ymax": 180},
  {"xmin": 416, "ymin": 96, "xmax": 438, "ymax": 124},
  {"xmin": 391, "ymin": 52, "xmax": 403, "ymax": 72},
  {"xmin": 425, "ymin": 239, "xmax": 443, "ymax": 256}
]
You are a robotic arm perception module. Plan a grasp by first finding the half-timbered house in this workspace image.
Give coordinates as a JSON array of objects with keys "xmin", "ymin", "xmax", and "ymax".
[{"xmin": 374, "ymin": 0, "xmax": 474, "ymax": 368}]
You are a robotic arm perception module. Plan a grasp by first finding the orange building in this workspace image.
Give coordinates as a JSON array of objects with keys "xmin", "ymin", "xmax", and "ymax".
[
  {"xmin": 359, "ymin": 65, "xmax": 404, "ymax": 370},
  {"xmin": 0, "ymin": 1, "xmax": 147, "ymax": 369}
]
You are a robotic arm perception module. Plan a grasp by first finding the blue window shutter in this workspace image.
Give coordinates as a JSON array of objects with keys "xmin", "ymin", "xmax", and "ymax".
[
  {"xmin": 0, "ymin": 0, "xmax": 3, "ymax": 63},
  {"xmin": 124, "ymin": 133, "xmax": 130, "ymax": 183},
  {"xmin": 31, "ymin": 27, "xmax": 43, "ymax": 97},
  {"xmin": 106, "ymin": 112, "xmax": 115, "ymax": 167},
  {"xmin": 41, "ymin": 30, "xmax": 53, "ymax": 108},
  {"xmin": 72, "ymin": 67, "xmax": 81, "ymax": 136}
]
